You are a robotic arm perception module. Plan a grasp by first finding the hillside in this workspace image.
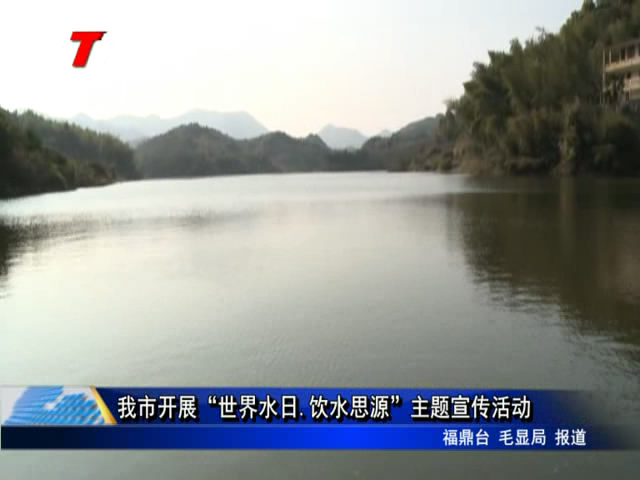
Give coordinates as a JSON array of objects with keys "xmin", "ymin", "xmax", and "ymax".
[
  {"xmin": 135, "ymin": 124, "xmax": 379, "ymax": 178},
  {"xmin": 318, "ymin": 124, "xmax": 368, "ymax": 150},
  {"xmin": 135, "ymin": 125, "xmax": 250, "ymax": 178},
  {"xmin": 0, "ymin": 107, "xmax": 114, "ymax": 198},
  {"xmin": 71, "ymin": 110, "xmax": 269, "ymax": 142},
  {"xmin": 17, "ymin": 111, "xmax": 138, "ymax": 180},
  {"xmin": 361, "ymin": 116, "xmax": 441, "ymax": 171},
  {"xmin": 425, "ymin": 0, "xmax": 640, "ymax": 175}
]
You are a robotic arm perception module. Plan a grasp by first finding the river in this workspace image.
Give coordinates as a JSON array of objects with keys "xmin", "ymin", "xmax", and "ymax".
[{"xmin": 1, "ymin": 172, "xmax": 639, "ymax": 478}]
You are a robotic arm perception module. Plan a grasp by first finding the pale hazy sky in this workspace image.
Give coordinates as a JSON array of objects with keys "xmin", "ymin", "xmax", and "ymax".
[{"xmin": 2, "ymin": 0, "xmax": 579, "ymax": 136}]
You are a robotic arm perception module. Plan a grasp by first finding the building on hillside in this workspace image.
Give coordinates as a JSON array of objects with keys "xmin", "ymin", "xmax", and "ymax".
[{"xmin": 603, "ymin": 39, "xmax": 640, "ymax": 108}]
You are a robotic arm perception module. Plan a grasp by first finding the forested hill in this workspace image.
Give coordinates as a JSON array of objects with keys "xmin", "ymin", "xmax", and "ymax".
[
  {"xmin": 361, "ymin": 116, "xmax": 441, "ymax": 171},
  {"xmin": 135, "ymin": 124, "xmax": 381, "ymax": 178},
  {"xmin": 0, "ymin": 107, "xmax": 116, "ymax": 198},
  {"xmin": 16, "ymin": 111, "xmax": 139, "ymax": 180},
  {"xmin": 420, "ymin": 0, "xmax": 640, "ymax": 175}
]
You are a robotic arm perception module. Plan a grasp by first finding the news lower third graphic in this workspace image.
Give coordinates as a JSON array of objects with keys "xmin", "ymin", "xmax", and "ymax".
[{"xmin": 1, "ymin": 387, "xmax": 639, "ymax": 450}]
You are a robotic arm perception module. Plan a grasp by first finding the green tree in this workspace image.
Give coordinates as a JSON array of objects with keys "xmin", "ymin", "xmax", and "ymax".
[{"xmin": 437, "ymin": 0, "xmax": 640, "ymax": 175}]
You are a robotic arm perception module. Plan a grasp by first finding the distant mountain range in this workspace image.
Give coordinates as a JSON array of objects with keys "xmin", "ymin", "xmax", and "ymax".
[
  {"xmin": 68, "ymin": 112, "xmax": 393, "ymax": 150},
  {"xmin": 317, "ymin": 125, "xmax": 395, "ymax": 149},
  {"xmin": 135, "ymin": 115, "xmax": 440, "ymax": 178},
  {"xmin": 64, "ymin": 107, "xmax": 444, "ymax": 173},
  {"xmin": 136, "ymin": 125, "xmax": 379, "ymax": 178},
  {"xmin": 69, "ymin": 110, "xmax": 269, "ymax": 142},
  {"xmin": 2, "ymin": 101, "xmax": 442, "ymax": 198}
]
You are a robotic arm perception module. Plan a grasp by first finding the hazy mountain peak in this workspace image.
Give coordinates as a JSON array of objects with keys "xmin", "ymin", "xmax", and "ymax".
[
  {"xmin": 71, "ymin": 113, "xmax": 93, "ymax": 121},
  {"xmin": 318, "ymin": 124, "xmax": 368, "ymax": 150},
  {"xmin": 68, "ymin": 110, "xmax": 269, "ymax": 142}
]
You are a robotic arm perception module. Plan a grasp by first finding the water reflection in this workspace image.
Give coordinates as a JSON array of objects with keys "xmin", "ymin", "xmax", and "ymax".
[{"xmin": 446, "ymin": 178, "xmax": 640, "ymax": 368}]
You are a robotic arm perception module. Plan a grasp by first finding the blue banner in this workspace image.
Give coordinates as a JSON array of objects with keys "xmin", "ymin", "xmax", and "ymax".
[{"xmin": 1, "ymin": 386, "xmax": 638, "ymax": 450}]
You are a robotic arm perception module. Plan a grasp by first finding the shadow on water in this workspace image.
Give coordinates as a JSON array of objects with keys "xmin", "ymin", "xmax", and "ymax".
[
  {"xmin": 0, "ymin": 221, "xmax": 53, "ymax": 296},
  {"xmin": 442, "ymin": 177, "xmax": 640, "ymax": 369},
  {"xmin": 0, "ymin": 223, "xmax": 10, "ymax": 279},
  {"xmin": 0, "ymin": 207, "xmax": 262, "ymax": 297}
]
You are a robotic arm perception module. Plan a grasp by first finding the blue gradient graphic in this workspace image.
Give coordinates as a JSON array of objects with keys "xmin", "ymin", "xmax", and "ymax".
[
  {"xmin": 3, "ymin": 387, "xmax": 104, "ymax": 426},
  {"xmin": 2, "ymin": 425, "xmax": 636, "ymax": 450},
  {"xmin": 2, "ymin": 387, "xmax": 639, "ymax": 450}
]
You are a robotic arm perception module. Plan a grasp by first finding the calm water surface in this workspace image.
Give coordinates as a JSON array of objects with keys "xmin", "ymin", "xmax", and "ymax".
[{"xmin": 1, "ymin": 172, "xmax": 639, "ymax": 478}]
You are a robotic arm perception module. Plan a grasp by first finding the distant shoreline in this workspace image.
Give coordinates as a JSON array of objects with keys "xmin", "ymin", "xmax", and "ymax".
[{"xmin": 6, "ymin": 167, "xmax": 640, "ymax": 203}]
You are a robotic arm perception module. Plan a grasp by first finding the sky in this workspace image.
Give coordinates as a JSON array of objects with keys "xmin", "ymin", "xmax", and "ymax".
[{"xmin": 2, "ymin": 0, "xmax": 580, "ymax": 137}]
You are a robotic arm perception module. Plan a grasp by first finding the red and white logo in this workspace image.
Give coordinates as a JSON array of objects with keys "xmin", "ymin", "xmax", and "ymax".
[{"xmin": 71, "ymin": 31, "xmax": 106, "ymax": 67}]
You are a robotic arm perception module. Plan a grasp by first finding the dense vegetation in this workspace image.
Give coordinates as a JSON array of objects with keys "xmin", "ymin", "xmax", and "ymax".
[
  {"xmin": 135, "ymin": 124, "xmax": 380, "ymax": 178},
  {"xmin": 419, "ymin": 0, "xmax": 640, "ymax": 175},
  {"xmin": 16, "ymin": 111, "xmax": 139, "ymax": 180},
  {"xmin": 0, "ymin": 107, "xmax": 120, "ymax": 198},
  {"xmin": 0, "ymin": 107, "xmax": 139, "ymax": 198}
]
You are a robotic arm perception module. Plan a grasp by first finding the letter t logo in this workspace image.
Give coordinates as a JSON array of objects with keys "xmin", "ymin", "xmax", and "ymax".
[{"xmin": 71, "ymin": 31, "xmax": 106, "ymax": 67}]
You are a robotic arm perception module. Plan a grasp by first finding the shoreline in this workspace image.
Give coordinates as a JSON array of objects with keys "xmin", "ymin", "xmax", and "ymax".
[{"xmin": 5, "ymin": 167, "xmax": 640, "ymax": 202}]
